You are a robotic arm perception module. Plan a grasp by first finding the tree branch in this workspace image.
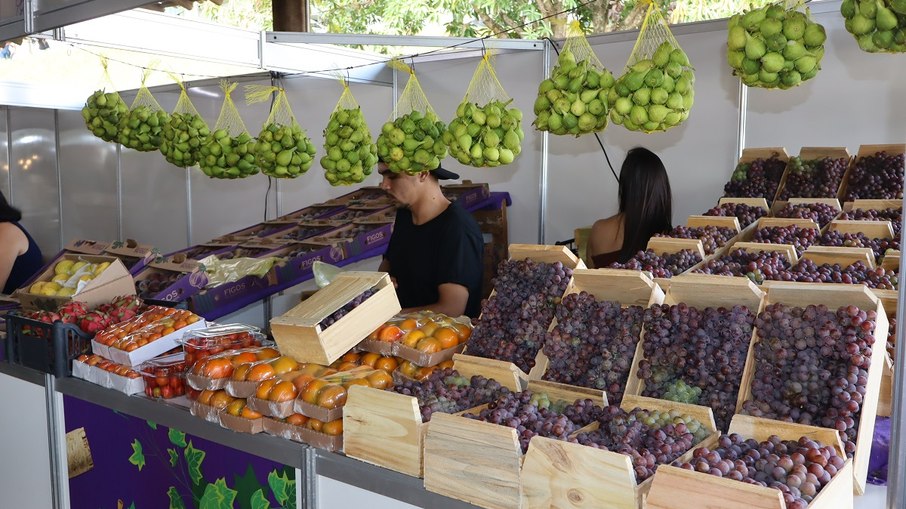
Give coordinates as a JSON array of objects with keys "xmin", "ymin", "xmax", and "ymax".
[{"xmin": 475, "ymin": 8, "xmax": 509, "ymax": 36}]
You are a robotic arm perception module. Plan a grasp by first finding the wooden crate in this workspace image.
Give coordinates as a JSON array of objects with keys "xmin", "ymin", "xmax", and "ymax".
[
  {"xmin": 842, "ymin": 199, "xmax": 903, "ymax": 212},
  {"xmin": 737, "ymin": 283, "xmax": 887, "ymax": 495},
  {"xmin": 521, "ymin": 395, "xmax": 717, "ymax": 509},
  {"xmin": 754, "ymin": 217, "xmax": 821, "ymax": 231},
  {"xmin": 531, "ymin": 269, "xmax": 666, "ymax": 399},
  {"xmin": 774, "ymin": 147, "xmax": 852, "ymax": 210},
  {"xmin": 800, "ymin": 246, "xmax": 876, "ymax": 270},
  {"xmin": 842, "ymin": 144, "xmax": 906, "ymax": 203},
  {"xmin": 507, "ymin": 243, "xmax": 585, "ymax": 269},
  {"xmin": 423, "ymin": 381, "xmax": 606, "ymax": 509},
  {"xmin": 646, "ymin": 237, "xmax": 706, "ymax": 261},
  {"xmin": 827, "ymin": 219, "xmax": 895, "ymax": 239},
  {"xmin": 729, "ymin": 241, "xmax": 800, "ymax": 266},
  {"xmin": 624, "ymin": 275, "xmax": 766, "ymax": 430},
  {"xmin": 717, "ymin": 197, "xmax": 771, "ymax": 211},
  {"xmin": 645, "ymin": 414, "xmax": 854, "ymax": 509},
  {"xmin": 876, "ymin": 278, "xmax": 897, "ymax": 418},
  {"xmin": 737, "ymin": 147, "xmax": 790, "ymax": 206},
  {"xmin": 269, "ymin": 272, "xmax": 401, "ymax": 365},
  {"xmin": 685, "ymin": 215, "xmax": 741, "ymax": 232}
]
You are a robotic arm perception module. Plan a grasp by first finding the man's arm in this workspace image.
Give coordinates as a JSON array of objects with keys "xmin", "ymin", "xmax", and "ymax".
[{"xmin": 400, "ymin": 282, "xmax": 469, "ymax": 317}]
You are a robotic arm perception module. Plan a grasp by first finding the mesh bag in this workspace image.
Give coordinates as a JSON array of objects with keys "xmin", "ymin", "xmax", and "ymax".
[
  {"xmin": 246, "ymin": 84, "xmax": 316, "ymax": 179},
  {"xmin": 533, "ymin": 22, "xmax": 614, "ymax": 137},
  {"xmin": 321, "ymin": 79, "xmax": 378, "ymax": 186},
  {"xmin": 727, "ymin": 1, "xmax": 826, "ymax": 89},
  {"xmin": 117, "ymin": 68, "xmax": 170, "ymax": 152},
  {"xmin": 159, "ymin": 75, "xmax": 209, "ymax": 168},
  {"xmin": 610, "ymin": 1, "xmax": 694, "ymax": 133},
  {"xmin": 197, "ymin": 81, "xmax": 258, "ymax": 179},
  {"xmin": 376, "ymin": 60, "xmax": 448, "ymax": 174},
  {"xmin": 446, "ymin": 54, "xmax": 524, "ymax": 167},
  {"xmin": 81, "ymin": 57, "xmax": 130, "ymax": 143},
  {"xmin": 842, "ymin": 0, "xmax": 906, "ymax": 53}
]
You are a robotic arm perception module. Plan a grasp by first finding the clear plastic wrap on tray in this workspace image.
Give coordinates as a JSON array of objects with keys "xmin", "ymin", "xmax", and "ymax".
[
  {"xmin": 138, "ymin": 353, "xmax": 187, "ymax": 399},
  {"xmin": 360, "ymin": 310, "xmax": 472, "ymax": 366},
  {"xmin": 186, "ymin": 346, "xmax": 280, "ymax": 391},
  {"xmin": 178, "ymin": 323, "xmax": 266, "ymax": 368}
]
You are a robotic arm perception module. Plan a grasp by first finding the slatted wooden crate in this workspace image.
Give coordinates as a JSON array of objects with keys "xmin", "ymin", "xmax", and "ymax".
[
  {"xmin": 736, "ymin": 283, "xmax": 887, "ymax": 495},
  {"xmin": 730, "ymin": 147, "xmax": 790, "ymax": 206},
  {"xmin": 270, "ymin": 272, "xmax": 401, "ymax": 365},
  {"xmin": 423, "ymin": 380, "xmax": 606, "ymax": 509},
  {"xmin": 800, "ymin": 245, "xmax": 876, "ymax": 270},
  {"xmin": 841, "ymin": 144, "xmax": 906, "ymax": 203},
  {"xmin": 877, "ymin": 290, "xmax": 896, "ymax": 418},
  {"xmin": 773, "ymin": 147, "xmax": 852, "ymax": 213},
  {"xmin": 717, "ymin": 197, "xmax": 771, "ymax": 211},
  {"xmin": 521, "ymin": 395, "xmax": 717, "ymax": 509},
  {"xmin": 530, "ymin": 269, "xmax": 666, "ymax": 399},
  {"xmin": 841, "ymin": 198, "xmax": 903, "ymax": 213},
  {"xmin": 645, "ymin": 414, "xmax": 854, "ymax": 509},
  {"xmin": 684, "ymin": 241, "xmax": 799, "ymax": 282},
  {"xmin": 827, "ymin": 219, "xmax": 895, "ymax": 240}
]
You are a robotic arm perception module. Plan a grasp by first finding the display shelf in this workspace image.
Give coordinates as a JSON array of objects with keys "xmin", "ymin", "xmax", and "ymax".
[{"xmin": 0, "ymin": 359, "xmax": 48, "ymax": 386}]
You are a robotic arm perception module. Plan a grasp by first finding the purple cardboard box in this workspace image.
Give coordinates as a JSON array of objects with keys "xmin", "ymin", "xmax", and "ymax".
[
  {"xmin": 104, "ymin": 239, "xmax": 158, "ymax": 276},
  {"xmin": 262, "ymin": 224, "xmax": 341, "ymax": 244},
  {"xmin": 268, "ymin": 205, "xmax": 346, "ymax": 224},
  {"xmin": 307, "ymin": 221, "xmax": 393, "ymax": 258},
  {"xmin": 133, "ymin": 261, "xmax": 208, "ymax": 303},
  {"xmin": 212, "ymin": 222, "xmax": 297, "ymax": 243},
  {"xmin": 165, "ymin": 243, "xmax": 238, "ymax": 263},
  {"xmin": 442, "ymin": 182, "xmax": 490, "ymax": 209},
  {"xmin": 270, "ymin": 242, "xmax": 346, "ymax": 285},
  {"xmin": 187, "ymin": 274, "xmax": 272, "ymax": 317}
]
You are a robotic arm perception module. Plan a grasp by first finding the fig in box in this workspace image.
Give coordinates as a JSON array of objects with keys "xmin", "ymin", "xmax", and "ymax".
[
  {"xmin": 178, "ymin": 323, "xmax": 265, "ymax": 367},
  {"xmin": 186, "ymin": 345, "xmax": 281, "ymax": 391},
  {"xmin": 323, "ymin": 187, "xmax": 394, "ymax": 207},
  {"xmin": 521, "ymin": 395, "xmax": 718, "ymax": 509},
  {"xmin": 270, "ymin": 271, "xmax": 401, "ymax": 366},
  {"xmin": 212, "ymin": 222, "xmax": 296, "ymax": 243},
  {"xmin": 344, "ymin": 366, "xmax": 514, "ymax": 478},
  {"xmin": 139, "ymin": 353, "xmax": 187, "ymax": 399},
  {"xmin": 133, "ymin": 260, "xmax": 207, "ymax": 302},
  {"xmin": 315, "ymin": 205, "xmax": 395, "ymax": 225},
  {"xmin": 16, "ymin": 255, "xmax": 135, "ymax": 312},
  {"xmin": 265, "ymin": 224, "xmax": 339, "ymax": 244},
  {"xmin": 646, "ymin": 415, "xmax": 854, "ymax": 509},
  {"xmin": 165, "ymin": 243, "xmax": 237, "ymax": 263},
  {"xmin": 736, "ymin": 282, "xmax": 887, "ymax": 495},
  {"xmin": 103, "ymin": 239, "xmax": 157, "ymax": 275}
]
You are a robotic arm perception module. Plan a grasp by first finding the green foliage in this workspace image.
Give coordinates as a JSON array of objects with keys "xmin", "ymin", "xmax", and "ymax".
[
  {"xmin": 267, "ymin": 469, "xmax": 294, "ymax": 507},
  {"xmin": 168, "ymin": 486, "xmax": 187, "ymax": 509},
  {"xmin": 129, "ymin": 439, "xmax": 145, "ymax": 471},
  {"xmin": 168, "ymin": 429, "xmax": 187, "ymax": 448},
  {"xmin": 168, "ymin": 448, "xmax": 179, "ymax": 467},
  {"xmin": 184, "ymin": 441, "xmax": 206, "ymax": 486},
  {"xmin": 147, "ymin": 420, "xmax": 158, "ymax": 430},
  {"xmin": 250, "ymin": 490, "xmax": 271, "ymax": 509},
  {"xmin": 199, "ymin": 478, "xmax": 238, "ymax": 509}
]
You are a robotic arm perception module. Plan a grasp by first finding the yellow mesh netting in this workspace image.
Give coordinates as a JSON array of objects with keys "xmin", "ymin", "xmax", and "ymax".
[
  {"xmin": 388, "ymin": 59, "xmax": 436, "ymax": 119},
  {"xmin": 462, "ymin": 53, "xmax": 510, "ymax": 105},
  {"xmin": 214, "ymin": 81, "xmax": 250, "ymax": 137},
  {"xmin": 626, "ymin": 1, "xmax": 685, "ymax": 70},
  {"xmin": 168, "ymin": 73, "xmax": 202, "ymax": 118},
  {"xmin": 101, "ymin": 57, "xmax": 123, "ymax": 99},
  {"xmin": 246, "ymin": 84, "xmax": 298, "ymax": 127},
  {"xmin": 335, "ymin": 80, "xmax": 361, "ymax": 111},
  {"xmin": 562, "ymin": 21, "xmax": 605, "ymax": 70},
  {"xmin": 131, "ymin": 68, "xmax": 165, "ymax": 112}
]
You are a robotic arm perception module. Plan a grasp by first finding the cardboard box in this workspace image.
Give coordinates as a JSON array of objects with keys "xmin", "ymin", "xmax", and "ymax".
[
  {"xmin": 17, "ymin": 239, "xmax": 113, "ymax": 291},
  {"xmin": 133, "ymin": 263, "xmax": 208, "ymax": 303},
  {"xmin": 322, "ymin": 187, "xmax": 394, "ymax": 208},
  {"xmin": 16, "ymin": 255, "xmax": 136, "ymax": 312},
  {"xmin": 107, "ymin": 319, "xmax": 208, "ymax": 367},
  {"xmin": 263, "ymin": 224, "xmax": 342, "ymax": 244},
  {"xmin": 442, "ymin": 181, "xmax": 491, "ymax": 209},
  {"xmin": 267, "ymin": 204, "xmax": 347, "ymax": 224},
  {"xmin": 268, "ymin": 243, "xmax": 346, "ymax": 286},
  {"xmin": 306, "ymin": 222, "xmax": 394, "ymax": 259},
  {"xmin": 166, "ymin": 243, "xmax": 237, "ymax": 263},
  {"xmin": 104, "ymin": 239, "xmax": 158, "ymax": 276},
  {"xmin": 262, "ymin": 417, "xmax": 307, "ymax": 443},
  {"xmin": 212, "ymin": 222, "xmax": 297, "ymax": 243},
  {"xmin": 219, "ymin": 412, "xmax": 265, "ymax": 434}
]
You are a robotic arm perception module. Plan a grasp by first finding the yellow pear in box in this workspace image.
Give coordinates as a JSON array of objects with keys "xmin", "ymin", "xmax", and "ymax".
[{"xmin": 16, "ymin": 254, "xmax": 136, "ymax": 311}]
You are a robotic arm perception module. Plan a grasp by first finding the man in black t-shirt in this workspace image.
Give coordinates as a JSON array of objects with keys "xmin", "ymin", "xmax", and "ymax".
[{"xmin": 377, "ymin": 163, "xmax": 484, "ymax": 318}]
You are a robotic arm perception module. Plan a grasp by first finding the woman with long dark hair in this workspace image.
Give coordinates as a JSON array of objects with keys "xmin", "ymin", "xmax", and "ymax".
[
  {"xmin": 587, "ymin": 147, "xmax": 673, "ymax": 268},
  {"xmin": 0, "ymin": 191, "xmax": 43, "ymax": 294}
]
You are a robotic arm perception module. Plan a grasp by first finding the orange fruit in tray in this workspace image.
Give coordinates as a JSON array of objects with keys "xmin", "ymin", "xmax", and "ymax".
[
  {"xmin": 255, "ymin": 378, "xmax": 278, "ymax": 400},
  {"xmin": 335, "ymin": 361, "xmax": 360, "ymax": 372},
  {"xmin": 301, "ymin": 379, "xmax": 328, "ymax": 404},
  {"xmin": 377, "ymin": 325, "xmax": 404, "ymax": 342},
  {"xmin": 269, "ymin": 381, "xmax": 298, "ymax": 402},
  {"xmin": 232, "ymin": 363, "xmax": 253, "ymax": 381},
  {"xmin": 343, "ymin": 378, "xmax": 370, "ymax": 389},
  {"xmin": 434, "ymin": 327, "xmax": 460, "ymax": 349},
  {"xmin": 290, "ymin": 374, "xmax": 316, "ymax": 393},
  {"xmin": 201, "ymin": 358, "xmax": 234, "ymax": 379},
  {"xmin": 321, "ymin": 419, "xmax": 343, "ymax": 436},
  {"xmin": 209, "ymin": 391, "xmax": 237, "ymax": 410},
  {"xmin": 340, "ymin": 351, "xmax": 360, "ymax": 363},
  {"xmin": 415, "ymin": 337, "xmax": 442, "ymax": 354},
  {"xmin": 226, "ymin": 399, "xmax": 246, "ymax": 417},
  {"xmin": 419, "ymin": 322, "xmax": 439, "ymax": 337},
  {"xmin": 437, "ymin": 359, "xmax": 454, "ymax": 370},
  {"xmin": 401, "ymin": 329, "xmax": 425, "ymax": 348},
  {"xmin": 269, "ymin": 356, "xmax": 299, "ymax": 375},
  {"xmin": 453, "ymin": 322, "xmax": 472, "ymax": 340},
  {"xmin": 360, "ymin": 352, "xmax": 381, "ymax": 368},
  {"xmin": 416, "ymin": 365, "xmax": 439, "ymax": 381},
  {"xmin": 374, "ymin": 356, "xmax": 398, "ymax": 372},
  {"xmin": 247, "ymin": 363, "xmax": 276, "ymax": 382},
  {"xmin": 231, "ymin": 351, "xmax": 258, "ymax": 366},
  {"xmin": 398, "ymin": 360, "xmax": 419, "ymax": 379},
  {"xmin": 256, "ymin": 347, "xmax": 281, "ymax": 361},
  {"xmin": 316, "ymin": 385, "xmax": 348, "ymax": 409},
  {"xmin": 197, "ymin": 390, "xmax": 216, "ymax": 406},
  {"xmin": 399, "ymin": 318, "xmax": 420, "ymax": 331},
  {"xmin": 307, "ymin": 418, "xmax": 324, "ymax": 432},
  {"xmin": 366, "ymin": 370, "xmax": 393, "ymax": 390},
  {"xmin": 285, "ymin": 413, "xmax": 308, "ymax": 427},
  {"xmin": 240, "ymin": 406, "xmax": 263, "ymax": 419}
]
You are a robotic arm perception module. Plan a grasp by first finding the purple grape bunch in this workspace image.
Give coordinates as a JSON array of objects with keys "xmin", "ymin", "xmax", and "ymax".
[
  {"xmin": 751, "ymin": 225, "xmax": 819, "ymax": 256},
  {"xmin": 723, "ymin": 155, "xmax": 787, "ymax": 203},
  {"xmin": 468, "ymin": 259, "xmax": 573, "ymax": 372},
  {"xmin": 692, "ymin": 248, "xmax": 792, "ymax": 284},
  {"xmin": 775, "ymin": 202, "xmax": 839, "ymax": 228},
  {"xmin": 702, "ymin": 202, "xmax": 767, "ymax": 228},
  {"xmin": 655, "ymin": 225, "xmax": 737, "ymax": 255},
  {"xmin": 609, "ymin": 249, "xmax": 703, "ymax": 278},
  {"xmin": 779, "ymin": 156, "xmax": 849, "ymax": 200},
  {"xmin": 541, "ymin": 292, "xmax": 645, "ymax": 403},
  {"xmin": 675, "ymin": 434, "xmax": 846, "ymax": 509},
  {"xmin": 391, "ymin": 368, "xmax": 509, "ymax": 422},
  {"xmin": 318, "ymin": 287, "xmax": 377, "ymax": 329},
  {"xmin": 742, "ymin": 303, "xmax": 878, "ymax": 457},
  {"xmin": 765, "ymin": 259, "xmax": 898, "ymax": 290},
  {"xmin": 571, "ymin": 406, "xmax": 711, "ymax": 482},
  {"xmin": 844, "ymin": 151, "xmax": 905, "ymax": 201},
  {"xmin": 839, "ymin": 207, "xmax": 902, "ymax": 240},
  {"xmin": 888, "ymin": 316, "xmax": 897, "ymax": 361},
  {"xmin": 818, "ymin": 230, "xmax": 896, "ymax": 262},
  {"xmin": 638, "ymin": 303, "xmax": 755, "ymax": 431}
]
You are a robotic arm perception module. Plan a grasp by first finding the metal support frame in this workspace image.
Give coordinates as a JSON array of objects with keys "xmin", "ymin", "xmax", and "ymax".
[
  {"xmin": 735, "ymin": 82, "xmax": 747, "ymax": 161},
  {"xmin": 888, "ymin": 212, "xmax": 906, "ymax": 509},
  {"xmin": 44, "ymin": 374, "xmax": 69, "ymax": 509},
  {"xmin": 54, "ymin": 109, "xmax": 64, "ymax": 250},
  {"xmin": 538, "ymin": 40, "xmax": 551, "ymax": 244}
]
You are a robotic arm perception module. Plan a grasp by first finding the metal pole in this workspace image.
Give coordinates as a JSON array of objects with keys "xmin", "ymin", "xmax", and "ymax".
[
  {"xmin": 538, "ymin": 40, "xmax": 551, "ymax": 245},
  {"xmin": 735, "ymin": 82, "xmax": 747, "ymax": 161},
  {"xmin": 6, "ymin": 108, "xmax": 12, "ymax": 204},
  {"xmin": 186, "ymin": 167, "xmax": 193, "ymax": 247},
  {"xmin": 887, "ymin": 204, "xmax": 906, "ymax": 508},
  {"xmin": 54, "ymin": 110, "xmax": 64, "ymax": 250},
  {"xmin": 303, "ymin": 447, "xmax": 318, "ymax": 509},
  {"xmin": 116, "ymin": 144, "xmax": 123, "ymax": 240},
  {"xmin": 44, "ymin": 374, "xmax": 69, "ymax": 509}
]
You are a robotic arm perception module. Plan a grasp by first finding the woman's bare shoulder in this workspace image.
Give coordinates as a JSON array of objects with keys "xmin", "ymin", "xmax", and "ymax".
[{"xmin": 591, "ymin": 214, "xmax": 622, "ymax": 233}]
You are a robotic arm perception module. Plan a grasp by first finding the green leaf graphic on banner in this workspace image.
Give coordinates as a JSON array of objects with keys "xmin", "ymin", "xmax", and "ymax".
[
  {"xmin": 250, "ymin": 489, "xmax": 270, "ymax": 509},
  {"xmin": 147, "ymin": 420, "xmax": 157, "ymax": 430},
  {"xmin": 129, "ymin": 440, "xmax": 145, "ymax": 471},
  {"xmin": 184, "ymin": 442, "xmax": 206, "ymax": 485},
  {"xmin": 233, "ymin": 464, "xmax": 264, "ymax": 509},
  {"xmin": 267, "ymin": 470, "xmax": 291, "ymax": 506},
  {"xmin": 128, "ymin": 503, "xmax": 136, "ymax": 509},
  {"xmin": 167, "ymin": 486, "xmax": 186, "ymax": 509},
  {"xmin": 168, "ymin": 448, "xmax": 179, "ymax": 467},
  {"xmin": 199, "ymin": 478, "xmax": 237, "ymax": 509},
  {"xmin": 169, "ymin": 429, "xmax": 187, "ymax": 448}
]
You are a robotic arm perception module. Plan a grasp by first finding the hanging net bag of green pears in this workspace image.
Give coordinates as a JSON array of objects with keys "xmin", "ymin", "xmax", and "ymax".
[
  {"xmin": 611, "ymin": 1, "xmax": 694, "ymax": 133},
  {"xmin": 198, "ymin": 81, "xmax": 258, "ymax": 179},
  {"xmin": 321, "ymin": 79, "xmax": 378, "ymax": 185},
  {"xmin": 727, "ymin": 1, "xmax": 826, "ymax": 89},
  {"xmin": 82, "ymin": 57, "xmax": 130, "ymax": 143},
  {"xmin": 117, "ymin": 68, "xmax": 170, "ymax": 151},
  {"xmin": 841, "ymin": 0, "xmax": 906, "ymax": 53},
  {"xmin": 534, "ymin": 21, "xmax": 615, "ymax": 136},
  {"xmin": 159, "ymin": 76, "xmax": 210, "ymax": 167},
  {"xmin": 246, "ymin": 85, "xmax": 316, "ymax": 179},
  {"xmin": 376, "ymin": 60, "xmax": 448, "ymax": 175},
  {"xmin": 444, "ymin": 53, "xmax": 524, "ymax": 167}
]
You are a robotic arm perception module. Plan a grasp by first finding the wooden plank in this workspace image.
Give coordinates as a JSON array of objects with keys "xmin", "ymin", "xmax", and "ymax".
[
  {"xmin": 801, "ymin": 246, "xmax": 876, "ymax": 270},
  {"xmin": 730, "ymin": 242, "xmax": 799, "ymax": 266},
  {"xmin": 882, "ymin": 250, "xmax": 900, "ymax": 271},
  {"xmin": 565, "ymin": 268, "xmax": 657, "ymax": 308},
  {"xmin": 856, "ymin": 143, "xmax": 906, "ymax": 158},
  {"xmin": 423, "ymin": 412, "xmax": 523, "ymax": 509},
  {"xmin": 343, "ymin": 385, "xmax": 425, "ymax": 478},
  {"xmin": 828, "ymin": 220, "xmax": 895, "ymax": 239},
  {"xmin": 787, "ymin": 197, "xmax": 843, "ymax": 211},
  {"xmin": 275, "ymin": 271, "xmax": 387, "ymax": 323},
  {"xmin": 453, "ymin": 353, "xmax": 527, "ymax": 392},
  {"xmin": 646, "ymin": 464, "xmax": 785, "ymax": 509},
  {"xmin": 686, "ymin": 215, "xmax": 741, "ymax": 232},
  {"xmin": 755, "ymin": 217, "xmax": 820, "ymax": 231},
  {"xmin": 520, "ymin": 436, "xmax": 637, "ymax": 509},
  {"xmin": 844, "ymin": 199, "xmax": 903, "ymax": 212},
  {"xmin": 619, "ymin": 395, "xmax": 717, "ymax": 434},
  {"xmin": 527, "ymin": 380, "xmax": 607, "ymax": 407},
  {"xmin": 739, "ymin": 147, "xmax": 789, "ymax": 164},
  {"xmin": 717, "ymin": 197, "xmax": 770, "ymax": 211},
  {"xmin": 728, "ymin": 414, "xmax": 845, "ymax": 457},
  {"xmin": 798, "ymin": 146, "xmax": 851, "ymax": 161},
  {"xmin": 878, "ymin": 355, "xmax": 893, "ymax": 418},
  {"xmin": 508, "ymin": 244, "xmax": 582, "ymax": 269},
  {"xmin": 663, "ymin": 274, "xmax": 765, "ymax": 311},
  {"xmin": 646, "ymin": 237, "xmax": 706, "ymax": 260}
]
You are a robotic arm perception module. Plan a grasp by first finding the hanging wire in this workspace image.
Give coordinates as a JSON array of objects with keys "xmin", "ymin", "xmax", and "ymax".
[{"xmin": 544, "ymin": 36, "xmax": 619, "ymax": 185}]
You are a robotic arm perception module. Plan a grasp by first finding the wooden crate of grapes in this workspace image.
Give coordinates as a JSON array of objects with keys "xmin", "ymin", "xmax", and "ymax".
[
  {"xmin": 530, "ymin": 268, "xmax": 666, "ymax": 400},
  {"xmin": 772, "ymin": 147, "xmax": 852, "ymax": 214},
  {"xmin": 269, "ymin": 272, "xmax": 401, "ymax": 365},
  {"xmin": 799, "ymin": 246, "xmax": 876, "ymax": 270},
  {"xmin": 876, "ymin": 290, "xmax": 896, "ymax": 418},
  {"xmin": 521, "ymin": 395, "xmax": 718, "ymax": 509},
  {"xmin": 624, "ymin": 274, "xmax": 766, "ymax": 433},
  {"xmin": 423, "ymin": 380, "xmax": 606, "ymax": 509},
  {"xmin": 736, "ymin": 282, "xmax": 887, "ymax": 495},
  {"xmin": 506, "ymin": 243, "xmax": 586, "ymax": 269},
  {"xmin": 645, "ymin": 414, "xmax": 854, "ymax": 509},
  {"xmin": 826, "ymin": 219, "xmax": 895, "ymax": 240},
  {"xmin": 684, "ymin": 242, "xmax": 799, "ymax": 286},
  {"xmin": 840, "ymin": 144, "xmax": 906, "ymax": 204},
  {"xmin": 718, "ymin": 197, "xmax": 771, "ymax": 212}
]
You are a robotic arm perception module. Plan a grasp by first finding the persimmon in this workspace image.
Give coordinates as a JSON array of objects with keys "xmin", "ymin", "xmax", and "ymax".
[
  {"xmin": 433, "ymin": 327, "xmax": 460, "ymax": 349},
  {"xmin": 240, "ymin": 406, "xmax": 263, "ymax": 419},
  {"xmin": 399, "ymin": 318, "xmax": 420, "ymax": 331},
  {"xmin": 341, "ymin": 351, "xmax": 360, "ymax": 363},
  {"xmin": 226, "ymin": 399, "xmax": 245, "ymax": 416},
  {"xmin": 366, "ymin": 370, "xmax": 393, "ymax": 390},
  {"xmin": 360, "ymin": 352, "xmax": 381, "ymax": 368},
  {"xmin": 398, "ymin": 360, "xmax": 419, "ymax": 379},
  {"xmin": 247, "ymin": 363, "xmax": 277, "ymax": 382},
  {"xmin": 335, "ymin": 361, "xmax": 360, "ymax": 372},
  {"xmin": 231, "ymin": 363, "xmax": 253, "ymax": 381},
  {"xmin": 374, "ymin": 356, "xmax": 399, "ymax": 372},
  {"xmin": 268, "ymin": 381, "xmax": 298, "ymax": 402},
  {"xmin": 321, "ymin": 419, "xmax": 344, "ymax": 436},
  {"xmin": 290, "ymin": 373, "xmax": 316, "ymax": 393},
  {"xmin": 437, "ymin": 359, "xmax": 455, "ymax": 370},
  {"xmin": 401, "ymin": 329, "xmax": 426, "ymax": 348},
  {"xmin": 378, "ymin": 325, "xmax": 404, "ymax": 342},
  {"xmin": 415, "ymin": 337, "xmax": 443, "ymax": 354},
  {"xmin": 202, "ymin": 358, "xmax": 234, "ymax": 379},
  {"xmin": 307, "ymin": 418, "xmax": 324, "ymax": 432},
  {"xmin": 209, "ymin": 391, "xmax": 236, "ymax": 410},
  {"xmin": 197, "ymin": 390, "xmax": 216, "ymax": 406},
  {"xmin": 255, "ymin": 378, "xmax": 278, "ymax": 399},
  {"xmin": 419, "ymin": 322, "xmax": 439, "ymax": 337},
  {"xmin": 256, "ymin": 347, "xmax": 281, "ymax": 360},
  {"xmin": 301, "ymin": 379, "xmax": 328, "ymax": 404},
  {"xmin": 285, "ymin": 413, "xmax": 308, "ymax": 427},
  {"xmin": 316, "ymin": 385, "xmax": 348, "ymax": 409},
  {"xmin": 343, "ymin": 378, "xmax": 370, "ymax": 389},
  {"xmin": 269, "ymin": 356, "xmax": 299, "ymax": 375},
  {"xmin": 416, "ymin": 365, "xmax": 439, "ymax": 381},
  {"xmin": 231, "ymin": 351, "xmax": 257, "ymax": 366},
  {"xmin": 453, "ymin": 322, "xmax": 473, "ymax": 340}
]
